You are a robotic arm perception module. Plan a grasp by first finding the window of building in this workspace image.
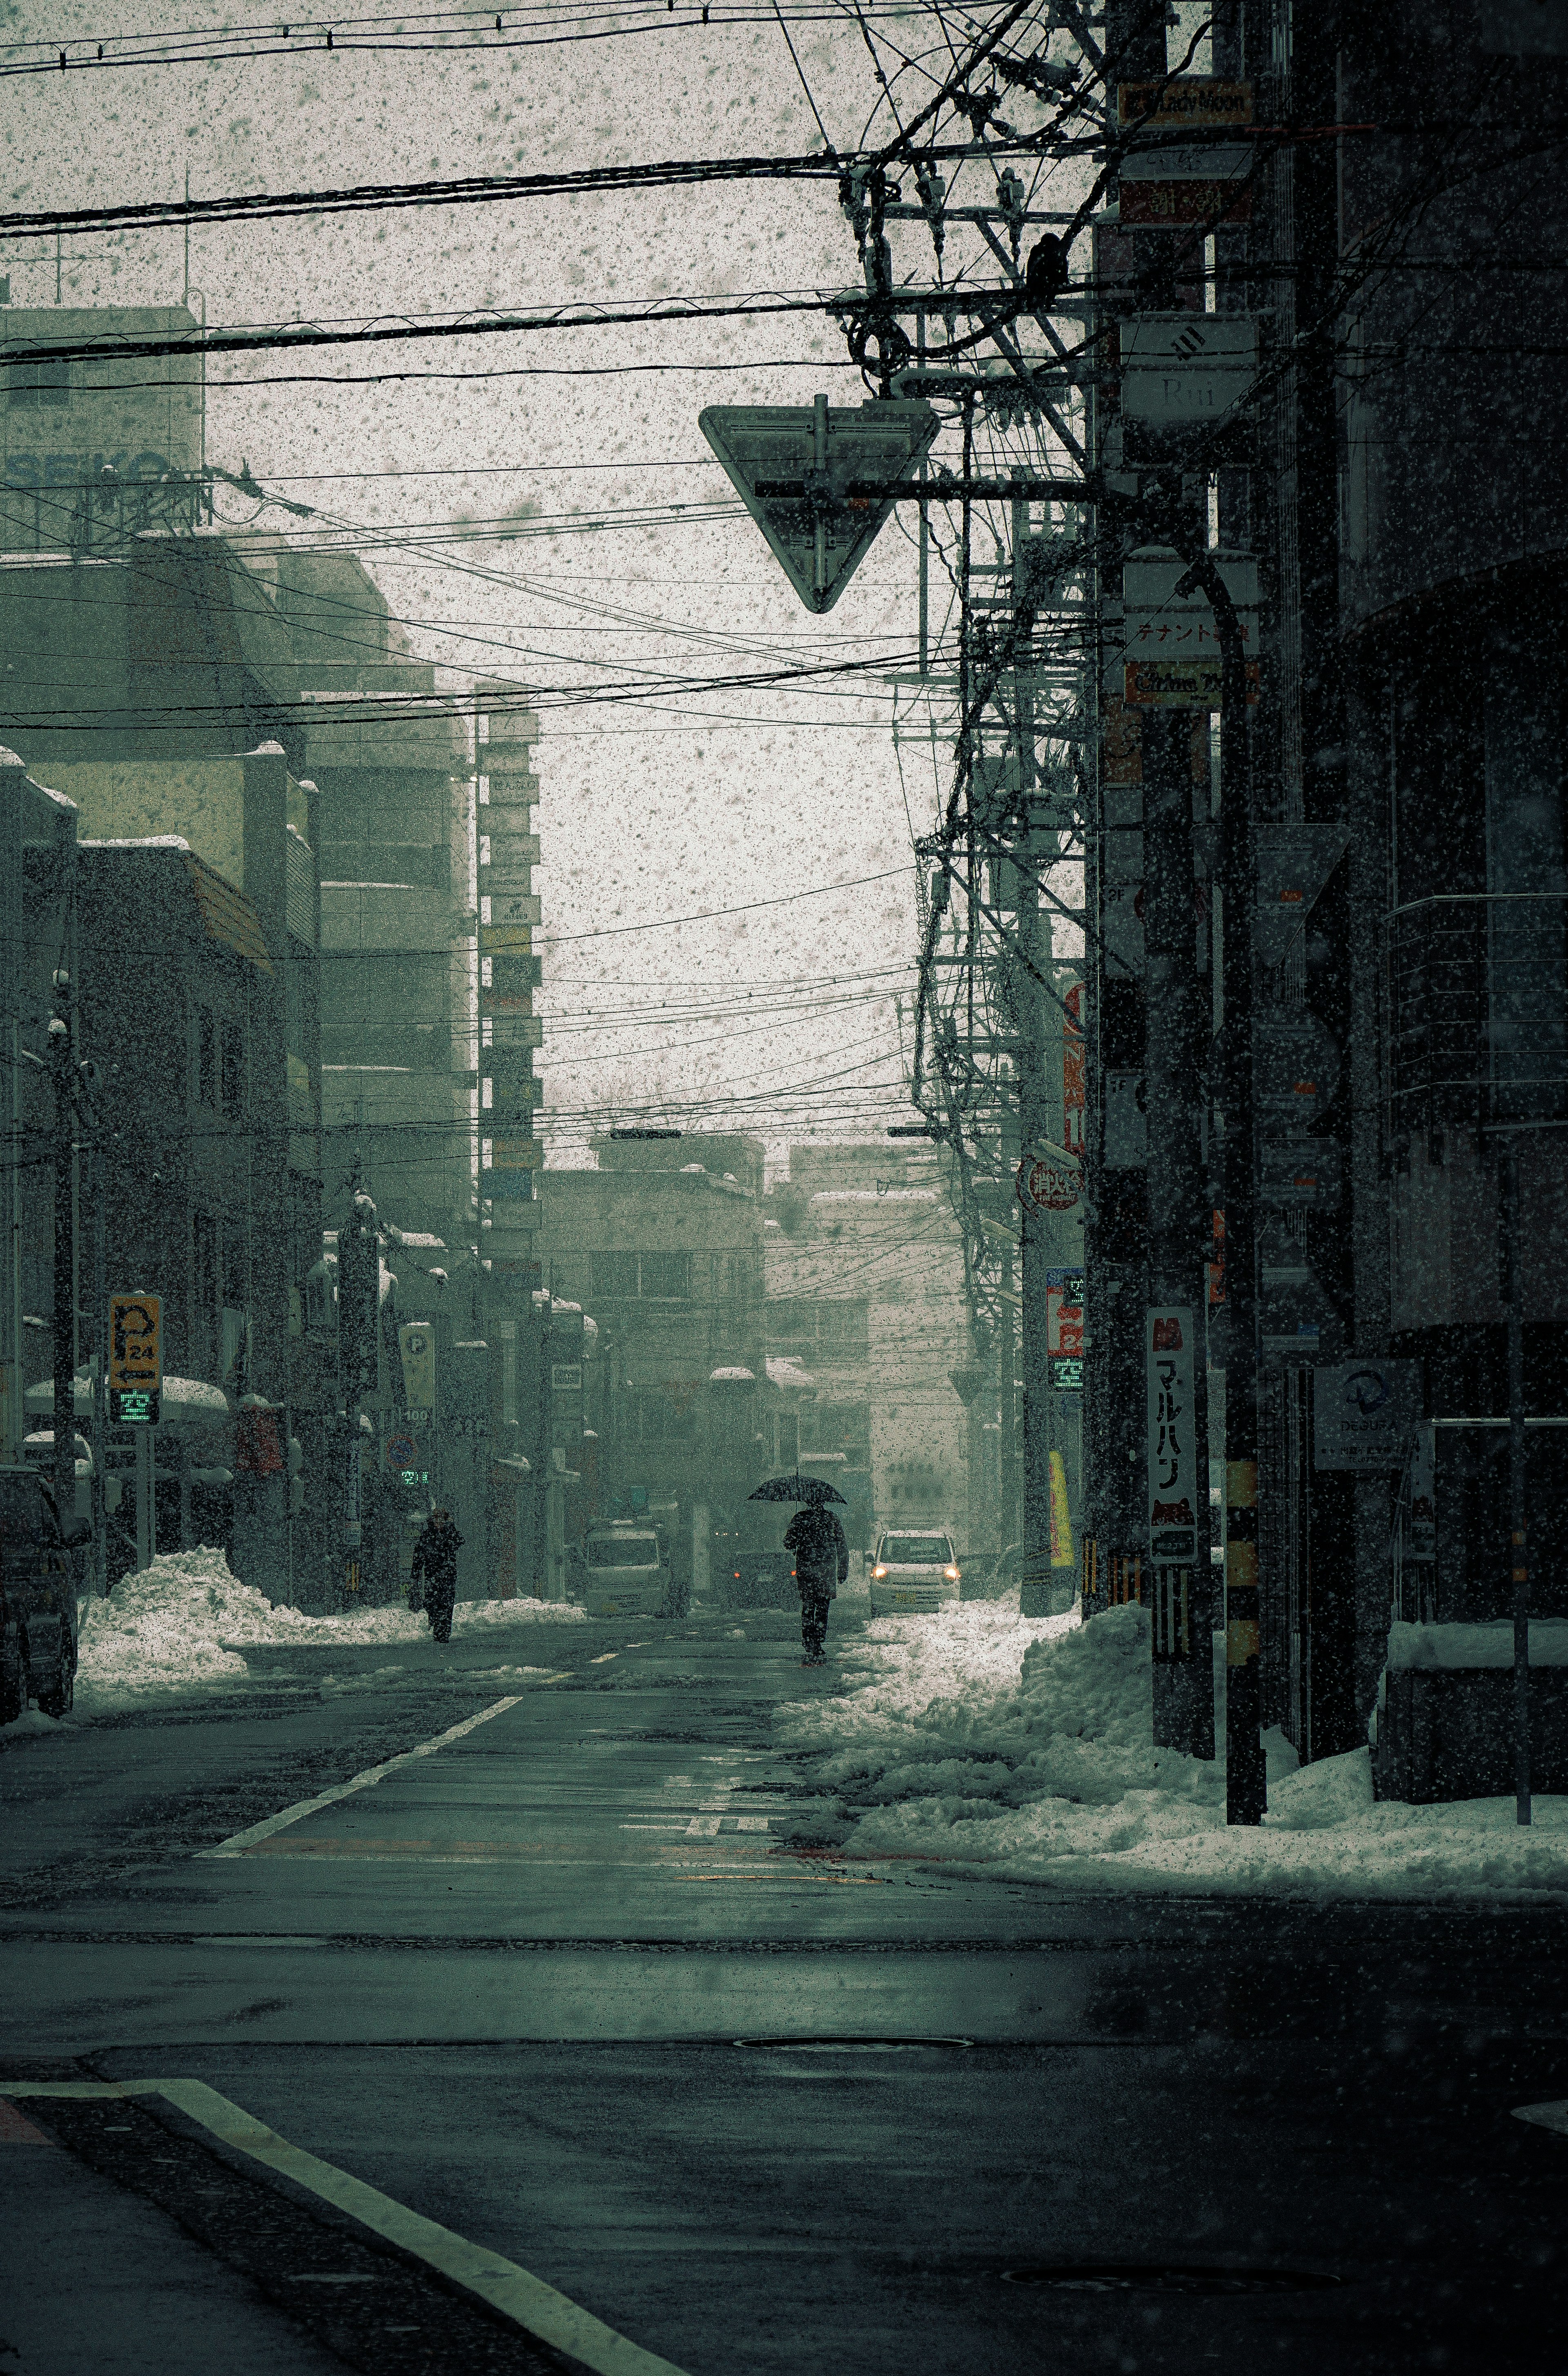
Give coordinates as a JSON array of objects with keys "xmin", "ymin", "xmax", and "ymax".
[
  {"xmin": 221, "ymin": 1019, "xmax": 245, "ymax": 1117},
  {"xmin": 221, "ymin": 1217, "xmax": 247, "ymax": 1313},
  {"xmin": 590, "ymin": 1251, "xmax": 639, "ymax": 1303},
  {"xmin": 197, "ymin": 1007, "xmax": 216, "ymax": 1109},
  {"xmin": 630, "ymin": 1391, "xmax": 696, "ymax": 1448},
  {"xmin": 717, "ymin": 1251, "xmax": 760, "ymax": 1304},
  {"xmin": 768, "ymin": 1299, "xmax": 869, "ymax": 1357},
  {"xmin": 588, "ymin": 1252, "xmax": 691, "ymax": 1302},
  {"xmin": 192, "ymin": 1213, "xmax": 217, "ymax": 1355},
  {"xmin": 638, "ymin": 1251, "xmax": 690, "ymax": 1302},
  {"xmin": 7, "ymin": 359, "xmax": 70, "ymax": 409},
  {"xmin": 800, "ymin": 1400, "xmax": 871, "ymax": 1468}
]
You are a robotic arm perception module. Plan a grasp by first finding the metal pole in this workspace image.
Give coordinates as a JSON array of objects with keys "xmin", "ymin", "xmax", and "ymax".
[
  {"xmin": 1502, "ymin": 1147, "xmax": 1530, "ymax": 1823},
  {"xmin": 49, "ymin": 1003, "xmax": 76, "ymax": 1530},
  {"xmin": 917, "ymin": 309, "xmax": 929, "ymax": 678},
  {"xmin": 812, "ymin": 391, "xmax": 828, "ymax": 600},
  {"xmin": 91, "ymin": 1136, "xmax": 107, "ymax": 1592},
  {"xmin": 1013, "ymin": 485, "xmax": 1056, "ymax": 1620},
  {"xmin": 999, "ymin": 1242, "xmax": 1019, "ymax": 1556},
  {"xmin": 1191, "ymin": 555, "xmax": 1267, "ymax": 1826}
]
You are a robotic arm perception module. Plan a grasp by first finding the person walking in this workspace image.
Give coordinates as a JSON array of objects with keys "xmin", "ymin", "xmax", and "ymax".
[
  {"xmin": 783, "ymin": 1499, "xmax": 848, "ymax": 1667},
  {"xmin": 410, "ymin": 1506, "xmax": 464, "ymax": 1643}
]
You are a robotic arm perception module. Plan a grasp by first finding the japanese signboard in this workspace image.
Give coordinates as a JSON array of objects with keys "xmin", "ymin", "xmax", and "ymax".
[
  {"xmin": 1120, "ymin": 315, "xmax": 1258, "ymax": 425},
  {"xmin": 1017, "ymin": 1154, "xmax": 1079, "ymax": 1214},
  {"xmin": 1062, "ymin": 982, "xmax": 1085, "ymax": 1158},
  {"xmin": 1313, "ymin": 1361, "xmax": 1424, "ymax": 1472},
  {"xmin": 1145, "ymin": 1307, "xmax": 1198, "ymax": 1564},
  {"xmin": 1123, "ymin": 550, "xmax": 1260, "ymax": 710},
  {"xmin": 1046, "ymin": 1268, "xmax": 1085, "ymax": 1359},
  {"xmin": 108, "ymin": 1292, "xmax": 161, "ymax": 1426}
]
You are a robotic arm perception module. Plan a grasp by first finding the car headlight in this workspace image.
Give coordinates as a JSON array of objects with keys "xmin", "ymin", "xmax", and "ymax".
[
  {"xmin": 944, "ymin": 1565, "xmax": 961, "ymax": 1581},
  {"xmin": 871, "ymin": 1564, "xmax": 888, "ymax": 1580}
]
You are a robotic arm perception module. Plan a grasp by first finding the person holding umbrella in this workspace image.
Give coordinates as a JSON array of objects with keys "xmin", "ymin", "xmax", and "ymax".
[{"xmin": 783, "ymin": 1495, "xmax": 848, "ymax": 1667}]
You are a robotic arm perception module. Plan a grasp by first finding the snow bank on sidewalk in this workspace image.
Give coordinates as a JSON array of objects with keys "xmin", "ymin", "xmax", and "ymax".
[
  {"xmin": 776, "ymin": 1601, "xmax": 1568, "ymax": 1898},
  {"xmin": 75, "ymin": 1548, "xmax": 584, "ymax": 1713}
]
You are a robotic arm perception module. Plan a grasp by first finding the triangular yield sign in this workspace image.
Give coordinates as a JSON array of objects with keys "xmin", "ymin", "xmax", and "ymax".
[{"xmin": 699, "ymin": 394, "xmax": 939, "ymax": 614}]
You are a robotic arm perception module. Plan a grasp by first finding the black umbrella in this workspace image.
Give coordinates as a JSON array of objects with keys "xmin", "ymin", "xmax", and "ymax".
[{"xmin": 748, "ymin": 1473, "xmax": 847, "ymax": 1506}]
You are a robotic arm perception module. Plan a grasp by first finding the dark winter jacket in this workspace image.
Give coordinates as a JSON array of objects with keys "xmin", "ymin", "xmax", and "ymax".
[
  {"xmin": 411, "ymin": 1519, "xmax": 463, "ymax": 1602},
  {"xmin": 784, "ymin": 1505, "xmax": 849, "ymax": 1599}
]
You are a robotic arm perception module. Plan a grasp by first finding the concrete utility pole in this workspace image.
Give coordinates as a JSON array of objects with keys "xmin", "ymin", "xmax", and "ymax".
[
  {"xmin": 49, "ymin": 996, "xmax": 76, "ymax": 1529},
  {"xmin": 1142, "ymin": 700, "xmax": 1213, "ymax": 1753}
]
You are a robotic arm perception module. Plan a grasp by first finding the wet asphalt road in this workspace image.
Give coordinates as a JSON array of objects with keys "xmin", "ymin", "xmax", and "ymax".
[{"xmin": 4, "ymin": 1600, "xmax": 1568, "ymax": 2376}]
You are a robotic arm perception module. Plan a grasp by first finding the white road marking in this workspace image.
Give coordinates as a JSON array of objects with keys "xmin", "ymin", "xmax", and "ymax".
[
  {"xmin": 685, "ymin": 1815, "xmax": 723, "ymax": 1837},
  {"xmin": 196, "ymin": 1698, "xmax": 524, "ymax": 1859},
  {"xmin": 734, "ymin": 1817, "xmax": 771, "ymax": 1833},
  {"xmin": 589, "ymin": 1653, "xmax": 619, "ymax": 1664},
  {"xmin": 0, "ymin": 2080, "xmax": 691, "ymax": 2376}
]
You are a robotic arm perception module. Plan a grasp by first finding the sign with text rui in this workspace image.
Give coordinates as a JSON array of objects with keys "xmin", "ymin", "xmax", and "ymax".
[{"xmin": 1146, "ymin": 1308, "xmax": 1198, "ymax": 1563}]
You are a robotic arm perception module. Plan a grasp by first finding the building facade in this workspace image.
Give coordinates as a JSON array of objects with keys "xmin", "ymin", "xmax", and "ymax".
[{"xmin": 764, "ymin": 1144, "xmax": 972, "ymax": 1558}]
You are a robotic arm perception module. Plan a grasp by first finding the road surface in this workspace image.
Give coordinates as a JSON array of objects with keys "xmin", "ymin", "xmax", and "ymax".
[{"xmin": 4, "ymin": 1601, "xmax": 1568, "ymax": 2374}]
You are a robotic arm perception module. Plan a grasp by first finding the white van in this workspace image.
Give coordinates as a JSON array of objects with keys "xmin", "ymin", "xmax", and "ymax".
[
  {"xmin": 868, "ymin": 1529, "xmax": 961, "ymax": 1616},
  {"xmin": 572, "ymin": 1521, "xmax": 687, "ymax": 1618}
]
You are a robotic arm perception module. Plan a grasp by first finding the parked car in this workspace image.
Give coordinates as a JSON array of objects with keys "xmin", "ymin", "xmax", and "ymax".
[
  {"xmin": 570, "ymin": 1521, "xmax": 689, "ymax": 1619},
  {"xmin": 868, "ymin": 1528, "xmax": 962, "ymax": 1616},
  {"xmin": 0, "ymin": 1464, "xmax": 90, "ymax": 1722}
]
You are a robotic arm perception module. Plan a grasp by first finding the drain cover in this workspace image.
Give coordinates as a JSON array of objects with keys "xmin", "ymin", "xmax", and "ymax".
[{"xmin": 1001, "ymin": 2264, "xmax": 1341, "ymax": 2296}]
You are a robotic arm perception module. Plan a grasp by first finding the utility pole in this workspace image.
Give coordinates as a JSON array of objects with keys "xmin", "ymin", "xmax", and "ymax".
[
  {"xmin": 1502, "ymin": 1147, "xmax": 1530, "ymax": 1824},
  {"xmin": 337, "ymin": 1160, "xmax": 377, "ymax": 1610},
  {"xmin": 49, "ymin": 989, "xmax": 75, "ymax": 1530}
]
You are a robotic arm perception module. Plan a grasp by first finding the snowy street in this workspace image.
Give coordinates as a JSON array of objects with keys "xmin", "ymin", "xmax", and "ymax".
[{"xmin": 6, "ymin": 1582, "xmax": 1568, "ymax": 2374}]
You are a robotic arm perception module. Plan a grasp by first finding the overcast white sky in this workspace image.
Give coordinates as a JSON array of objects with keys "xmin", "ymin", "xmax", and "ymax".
[{"xmin": 4, "ymin": 1, "xmax": 1081, "ymax": 1169}]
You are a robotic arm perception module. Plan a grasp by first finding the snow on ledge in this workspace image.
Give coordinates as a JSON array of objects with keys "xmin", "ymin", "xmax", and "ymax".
[{"xmin": 1387, "ymin": 1621, "xmax": 1568, "ymax": 1670}]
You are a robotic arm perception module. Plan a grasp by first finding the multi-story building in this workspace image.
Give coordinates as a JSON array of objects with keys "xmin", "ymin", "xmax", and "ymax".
[
  {"xmin": 278, "ymin": 557, "xmax": 480, "ymax": 1249},
  {"xmin": 764, "ymin": 1144, "xmax": 972, "ymax": 1557},
  {"xmin": 0, "ymin": 304, "xmax": 205, "ymax": 555},
  {"xmin": 0, "ymin": 751, "xmax": 76, "ymax": 1462},
  {"xmin": 539, "ymin": 1135, "xmax": 766, "ymax": 1587}
]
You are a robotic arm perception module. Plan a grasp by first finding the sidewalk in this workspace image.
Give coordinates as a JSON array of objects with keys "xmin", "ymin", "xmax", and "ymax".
[{"xmin": 0, "ymin": 2098, "xmax": 346, "ymax": 2376}]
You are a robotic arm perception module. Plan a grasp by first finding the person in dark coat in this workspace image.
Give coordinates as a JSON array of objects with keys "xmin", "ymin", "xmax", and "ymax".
[
  {"xmin": 783, "ymin": 1500, "xmax": 848, "ymax": 1667},
  {"xmin": 411, "ymin": 1507, "xmax": 464, "ymax": 1642}
]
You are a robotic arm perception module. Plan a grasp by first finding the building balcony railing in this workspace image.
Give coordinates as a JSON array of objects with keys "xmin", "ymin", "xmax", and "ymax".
[{"xmin": 1388, "ymin": 893, "xmax": 1568, "ymax": 1139}]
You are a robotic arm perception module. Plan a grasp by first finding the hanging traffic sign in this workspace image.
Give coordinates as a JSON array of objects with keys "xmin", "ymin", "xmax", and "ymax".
[{"xmin": 699, "ymin": 394, "xmax": 939, "ymax": 614}]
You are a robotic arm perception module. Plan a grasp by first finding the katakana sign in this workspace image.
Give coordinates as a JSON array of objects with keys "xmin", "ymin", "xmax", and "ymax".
[
  {"xmin": 1146, "ymin": 1307, "xmax": 1198, "ymax": 1564},
  {"xmin": 699, "ymin": 395, "xmax": 939, "ymax": 614},
  {"xmin": 1122, "ymin": 549, "xmax": 1260, "ymax": 709}
]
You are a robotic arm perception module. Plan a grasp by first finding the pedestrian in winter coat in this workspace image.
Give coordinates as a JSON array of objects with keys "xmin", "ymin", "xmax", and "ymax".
[
  {"xmin": 783, "ymin": 1501, "xmax": 848, "ymax": 1667},
  {"xmin": 411, "ymin": 1508, "xmax": 464, "ymax": 1643}
]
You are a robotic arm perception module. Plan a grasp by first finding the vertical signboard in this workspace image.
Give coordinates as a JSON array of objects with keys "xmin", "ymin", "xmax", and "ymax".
[
  {"xmin": 1047, "ymin": 1267, "xmax": 1085, "ymax": 1392},
  {"xmin": 1062, "ymin": 981, "xmax": 1085, "ymax": 1160},
  {"xmin": 1146, "ymin": 1307, "xmax": 1198, "ymax": 1659},
  {"xmin": 108, "ymin": 1293, "xmax": 162, "ymax": 1426}
]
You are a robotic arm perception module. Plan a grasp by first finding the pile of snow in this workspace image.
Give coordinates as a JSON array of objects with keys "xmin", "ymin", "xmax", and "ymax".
[
  {"xmin": 776, "ymin": 1602, "xmax": 1568, "ymax": 1899},
  {"xmin": 75, "ymin": 1548, "xmax": 583, "ymax": 1713}
]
